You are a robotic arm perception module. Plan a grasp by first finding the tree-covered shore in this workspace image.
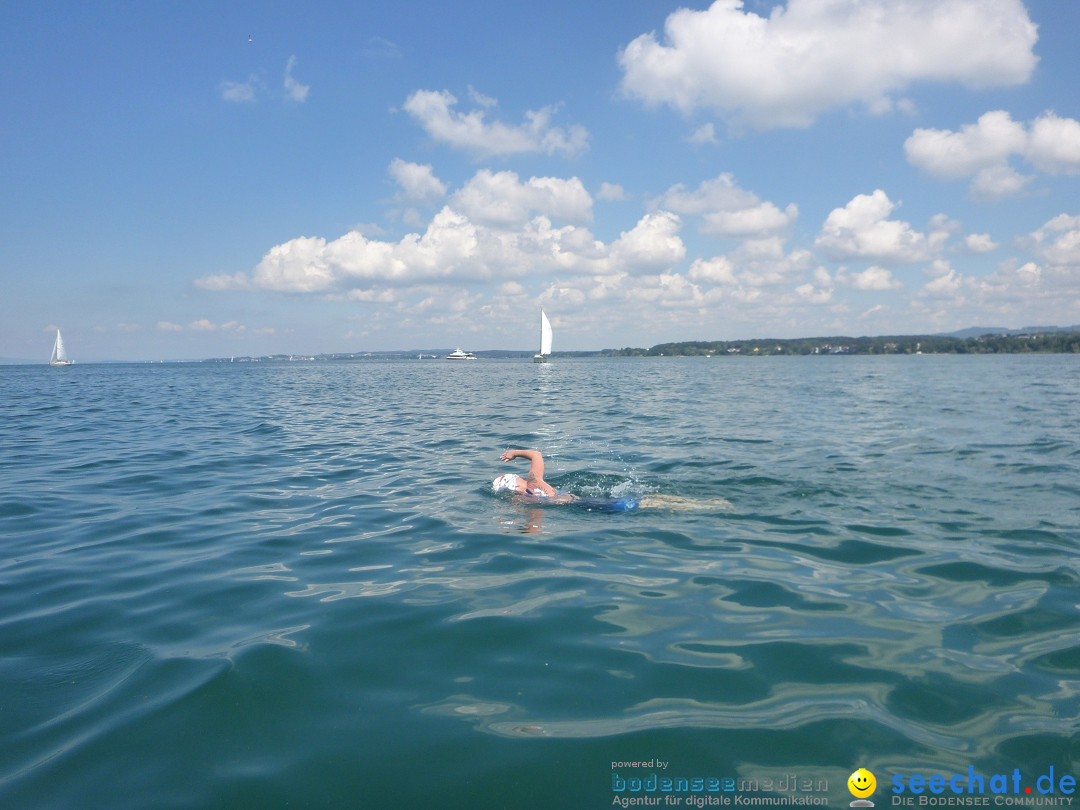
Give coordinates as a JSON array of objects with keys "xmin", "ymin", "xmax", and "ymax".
[{"xmin": 600, "ymin": 330, "xmax": 1080, "ymax": 357}]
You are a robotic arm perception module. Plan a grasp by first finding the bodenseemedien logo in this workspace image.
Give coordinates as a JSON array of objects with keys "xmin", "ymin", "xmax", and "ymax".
[{"xmin": 849, "ymin": 768, "xmax": 877, "ymax": 807}]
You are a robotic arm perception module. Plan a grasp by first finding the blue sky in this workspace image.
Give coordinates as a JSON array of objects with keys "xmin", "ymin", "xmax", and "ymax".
[{"xmin": 3, "ymin": 0, "xmax": 1079, "ymax": 361}]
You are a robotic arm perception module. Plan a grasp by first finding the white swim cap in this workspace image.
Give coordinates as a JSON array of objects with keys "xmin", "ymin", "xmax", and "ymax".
[{"xmin": 492, "ymin": 474, "xmax": 520, "ymax": 493}]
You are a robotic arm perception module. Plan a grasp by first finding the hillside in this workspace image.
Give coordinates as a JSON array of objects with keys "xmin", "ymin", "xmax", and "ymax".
[{"xmin": 631, "ymin": 330, "xmax": 1080, "ymax": 357}]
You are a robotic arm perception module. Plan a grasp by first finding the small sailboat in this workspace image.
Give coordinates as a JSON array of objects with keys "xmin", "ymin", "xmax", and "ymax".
[
  {"xmin": 49, "ymin": 329, "xmax": 73, "ymax": 366},
  {"xmin": 533, "ymin": 309, "xmax": 552, "ymax": 363}
]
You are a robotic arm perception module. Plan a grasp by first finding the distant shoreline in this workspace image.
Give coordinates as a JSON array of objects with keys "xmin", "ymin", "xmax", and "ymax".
[
  {"xmin": 6, "ymin": 329, "xmax": 1079, "ymax": 366},
  {"xmin": 204, "ymin": 329, "xmax": 1080, "ymax": 361},
  {"xmin": 632, "ymin": 330, "xmax": 1080, "ymax": 357}
]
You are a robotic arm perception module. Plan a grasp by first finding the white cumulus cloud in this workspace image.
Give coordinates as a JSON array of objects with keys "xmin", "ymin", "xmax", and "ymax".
[
  {"xmin": 196, "ymin": 169, "xmax": 688, "ymax": 295},
  {"xmin": 388, "ymin": 159, "xmax": 447, "ymax": 205},
  {"xmin": 965, "ymin": 233, "xmax": 999, "ymax": 253},
  {"xmin": 1026, "ymin": 113, "xmax": 1080, "ymax": 175},
  {"xmin": 923, "ymin": 268, "xmax": 965, "ymax": 297},
  {"xmin": 451, "ymin": 170, "xmax": 593, "ymax": 228},
  {"xmin": 905, "ymin": 111, "xmax": 1080, "ymax": 198},
  {"xmin": 598, "ymin": 182, "xmax": 629, "ymax": 202},
  {"xmin": 687, "ymin": 123, "xmax": 718, "ymax": 144},
  {"xmin": 402, "ymin": 89, "xmax": 588, "ymax": 157},
  {"xmin": 970, "ymin": 165, "xmax": 1032, "ymax": 199},
  {"xmin": 815, "ymin": 190, "xmax": 946, "ymax": 264},
  {"xmin": 904, "ymin": 110, "xmax": 1027, "ymax": 178},
  {"xmin": 657, "ymin": 174, "xmax": 797, "ymax": 238},
  {"xmin": 688, "ymin": 256, "xmax": 737, "ymax": 285},
  {"xmin": 849, "ymin": 266, "xmax": 903, "ymax": 291},
  {"xmin": 618, "ymin": 0, "xmax": 1037, "ymax": 130},
  {"xmin": 1029, "ymin": 214, "xmax": 1080, "ymax": 267},
  {"xmin": 609, "ymin": 211, "xmax": 687, "ymax": 274},
  {"xmin": 704, "ymin": 203, "xmax": 798, "ymax": 239}
]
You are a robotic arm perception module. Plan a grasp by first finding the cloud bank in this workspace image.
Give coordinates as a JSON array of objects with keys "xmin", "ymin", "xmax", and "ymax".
[{"xmin": 197, "ymin": 160, "xmax": 1080, "ymax": 341}]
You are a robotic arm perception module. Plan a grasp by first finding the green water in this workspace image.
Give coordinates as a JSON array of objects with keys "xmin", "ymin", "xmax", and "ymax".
[{"xmin": 1, "ymin": 356, "xmax": 1077, "ymax": 808}]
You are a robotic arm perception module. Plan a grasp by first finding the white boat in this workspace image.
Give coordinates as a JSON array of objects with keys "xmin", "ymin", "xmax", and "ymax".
[
  {"xmin": 533, "ymin": 309, "xmax": 552, "ymax": 363},
  {"xmin": 49, "ymin": 329, "xmax": 73, "ymax": 366},
  {"xmin": 445, "ymin": 348, "xmax": 477, "ymax": 360}
]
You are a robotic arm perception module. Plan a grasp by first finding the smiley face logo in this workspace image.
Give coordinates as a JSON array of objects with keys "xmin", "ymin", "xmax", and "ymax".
[{"xmin": 848, "ymin": 768, "xmax": 877, "ymax": 799}]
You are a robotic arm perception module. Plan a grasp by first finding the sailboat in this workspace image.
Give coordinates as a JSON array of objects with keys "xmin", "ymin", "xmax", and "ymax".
[
  {"xmin": 49, "ymin": 329, "xmax": 73, "ymax": 366},
  {"xmin": 533, "ymin": 309, "xmax": 552, "ymax": 363}
]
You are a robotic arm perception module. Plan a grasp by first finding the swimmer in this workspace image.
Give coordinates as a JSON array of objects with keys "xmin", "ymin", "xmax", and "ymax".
[
  {"xmin": 492, "ymin": 449, "xmax": 732, "ymax": 512},
  {"xmin": 493, "ymin": 449, "xmax": 578, "ymax": 504}
]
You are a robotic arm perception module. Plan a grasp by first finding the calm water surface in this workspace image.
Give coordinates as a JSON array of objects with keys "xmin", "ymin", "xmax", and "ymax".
[{"xmin": 1, "ymin": 356, "xmax": 1077, "ymax": 809}]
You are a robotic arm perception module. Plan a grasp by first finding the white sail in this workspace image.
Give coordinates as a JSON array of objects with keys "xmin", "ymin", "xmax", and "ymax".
[
  {"xmin": 539, "ymin": 309, "xmax": 552, "ymax": 356},
  {"xmin": 50, "ymin": 329, "xmax": 72, "ymax": 366}
]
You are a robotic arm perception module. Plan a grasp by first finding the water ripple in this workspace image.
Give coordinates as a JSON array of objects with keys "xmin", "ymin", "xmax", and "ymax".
[{"xmin": 2, "ymin": 357, "xmax": 1078, "ymax": 808}]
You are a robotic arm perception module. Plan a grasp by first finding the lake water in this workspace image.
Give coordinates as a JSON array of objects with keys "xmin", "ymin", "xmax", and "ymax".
[{"xmin": 1, "ymin": 355, "xmax": 1077, "ymax": 809}]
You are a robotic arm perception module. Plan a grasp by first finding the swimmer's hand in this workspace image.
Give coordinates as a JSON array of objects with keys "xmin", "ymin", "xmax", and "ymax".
[{"xmin": 500, "ymin": 450, "xmax": 515, "ymax": 462}]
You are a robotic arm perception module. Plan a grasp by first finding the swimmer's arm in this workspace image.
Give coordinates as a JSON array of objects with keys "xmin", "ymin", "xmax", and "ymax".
[
  {"xmin": 500, "ymin": 448, "xmax": 544, "ymax": 474},
  {"xmin": 500, "ymin": 449, "xmax": 549, "ymax": 491}
]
